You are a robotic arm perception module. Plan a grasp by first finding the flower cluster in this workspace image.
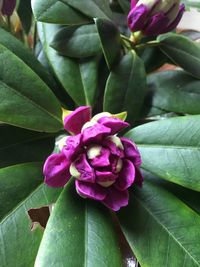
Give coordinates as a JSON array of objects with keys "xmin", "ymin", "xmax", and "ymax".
[
  {"xmin": 128, "ymin": 0, "xmax": 185, "ymax": 36},
  {"xmin": 0, "ymin": 0, "xmax": 16, "ymax": 16},
  {"xmin": 43, "ymin": 107, "xmax": 143, "ymax": 211}
]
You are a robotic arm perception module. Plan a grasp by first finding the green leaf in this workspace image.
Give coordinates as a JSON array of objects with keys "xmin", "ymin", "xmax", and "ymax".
[
  {"xmin": 35, "ymin": 180, "xmax": 123, "ymax": 267},
  {"xmin": 147, "ymin": 70, "xmax": 200, "ymax": 114},
  {"xmin": 32, "ymin": 0, "xmax": 90, "ymax": 24},
  {"xmin": 51, "ymin": 24, "xmax": 101, "ymax": 58},
  {"xmin": 104, "ymin": 51, "xmax": 146, "ymax": 124},
  {"xmin": 18, "ymin": 0, "xmax": 32, "ymax": 33},
  {"xmin": 141, "ymin": 47, "xmax": 168, "ymax": 73},
  {"xmin": 181, "ymin": 0, "xmax": 200, "ymax": 9},
  {"xmin": 0, "ymin": 27, "xmax": 57, "ymax": 91},
  {"xmin": 0, "ymin": 124, "xmax": 55, "ymax": 168},
  {"xmin": 158, "ymin": 33, "xmax": 200, "ymax": 79},
  {"xmin": 118, "ymin": 177, "xmax": 200, "ymax": 267},
  {"xmin": 0, "ymin": 43, "xmax": 62, "ymax": 132},
  {"xmin": 117, "ymin": 0, "xmax": 130, "ymax": 14},
  {"xmin": 62, "ymin": 0, "xmax": 113, "ymax": 20},
  {"xmin": 95, "ymin": 18, "xmax": 121, "ymax": 69},
  {"xmin": 0, "ymin": 162, "xmax": 62, "ymax": 267},
  {"xmin": 126, "ymin": 115, "xmax": 200, "ymax": 191},
  {"xmin": 38, "ymin": 23, "xmax": 98, "ymax": 107}
]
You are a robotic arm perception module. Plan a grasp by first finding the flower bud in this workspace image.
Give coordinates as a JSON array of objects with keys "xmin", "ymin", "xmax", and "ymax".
[
  {"xmin": 0, "ymin": 0, "xmax": 16, "ymax": 16},
  {"xmin": 128, "ymin": 0, "xmax": 185, "ymax": 36}
]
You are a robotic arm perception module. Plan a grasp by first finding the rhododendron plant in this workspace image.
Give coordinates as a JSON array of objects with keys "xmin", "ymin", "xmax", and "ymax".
[{"xmin": 1, "ymin": 0, "xmax": 200, "ymax": 266}]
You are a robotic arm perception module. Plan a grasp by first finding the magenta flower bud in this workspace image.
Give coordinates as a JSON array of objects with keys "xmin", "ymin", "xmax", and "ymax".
[
  {"xmin": 0, "ymin": 0, "xmax": 16, "ymax": 16},
  {"xmin": 43, "ymin": 106, "xmax": 143, "ymax": 211},
  {"xmin": 128, "ymin": 0, "xmax": 185, "ymax": 36}
]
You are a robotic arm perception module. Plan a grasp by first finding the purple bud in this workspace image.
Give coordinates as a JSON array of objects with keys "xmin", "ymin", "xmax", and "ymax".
[
  {"xmin": 127, "ymin": 0, "xmax": 185, "ymax": 36},
  {"xmin": 1, "ymin": 0, "xmax": 16, "ymax": 16}
]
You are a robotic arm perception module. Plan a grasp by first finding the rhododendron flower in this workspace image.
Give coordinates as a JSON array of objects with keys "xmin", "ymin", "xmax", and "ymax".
[
  {"xmin": 128, "ymin": 0, "xmax": 185, "ymax": 36},
  {"xmin": 43, "ymin": 106, "xmax": 143, "ymax": 211},
  {"xmin": 0, "ymin": 0, "xmax": 16, "ymax": 16}
]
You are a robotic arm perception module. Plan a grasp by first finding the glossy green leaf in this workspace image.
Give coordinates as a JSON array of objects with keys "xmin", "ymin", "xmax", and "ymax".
[
  {"xmin": 0, "ymin": 124, "xmax": 55, "ymax": 168},
  {"xmin": 51, "ymin": 24, "xmax": 101, "ymax": 58},
  {"xmin": 118, "ymin": 177, "xmax": 200, "ymax": 267},
  {"xmin": 181, "ymin": 0, "xmax": 200, "ymax": 9},
  {"xmin": 18, "ymin": 0, "xmax": 32, "ymax": 33},
  {"xmin": 0, "ymin": 43, "xmax": 62, "ymax": 132},
  {"xmin": 95, "ymin": 18, "xmax": 121, "ymax": 69},
  {"xmin": 0, "ymin": 162, "xmax": 62, "ymax": 267},
  {"xmin": 32, "ymin": 0, "xmax": 90, "ymax": 25},
  {"xmin": 158, "ymin": 33, "xmax": 200, "ymax": 79},
  {"xmin": 62, "ymin": 0, "xmax": 113, "ymax": 20},
  {"xmin": 141, "ymin": 47, "xmax": 168, "ymax": 73},
  {"xmin": 35, "ymin": 180, "xmax": 123, "ymax": 267},
  {"xmin": 0, "ymin": 27, "xmax": 57, "ymax": 91},
  {"xmin": 104, "ymin": 51, "xmax": 146, "ymax": 124},
  {"xmin": 117, "ymin": 0, "xmax": 130, "ymax": 14},
  {"xmin": 147, "ymin": 70, "xmax": 200, "ymax": 114},
  {"xmin": 153, "ymin": 174, "xmax": 200, "ymax": 215},
  {"xmin": 38, "ymin": 23, "xmax": 98, "ymax": 107},
  {"xmin": 126, "ymin": 115, "xmax": 200, "ymax": 191}
]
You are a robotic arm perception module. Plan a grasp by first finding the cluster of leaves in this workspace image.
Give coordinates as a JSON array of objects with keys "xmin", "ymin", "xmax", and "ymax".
[{"xmin": 1, "ymin": 0, "xmax": 200, "ymax": 266}]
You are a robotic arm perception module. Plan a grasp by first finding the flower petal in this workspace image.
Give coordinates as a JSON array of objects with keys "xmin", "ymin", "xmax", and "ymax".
[
  {"xmin": 64, "ymin": 106, "xmax": 91, "ymax": 135},
  {"xmin": 82, "ymin": 123, "xmax": 111, "ymax": 144},
  {"xmin": 96, "ymin": 171, "xmax": 118, "ymax": 182},
  {"xmin": 98, "ymin": 116, "xmax": 129, "ymax": 135},
  {"xmin": 114, "ymin": 159, "xmax": 135, "ymax": 191},
  {"xmin": 163, "ymin": 4, "xmax": 185, "ymax": 34},
  {"xmin": 71, "ymin": 154, "xmax": 95, "ymax": 183},
  {"xmin": 62, "ymin": 134, "xmax": 82, "ymax": 161},
  {"xmin": 75, "ymin": 180, "xmax": 107, "ymax": 200},
  {"xmin": 121, "ymin": 137, "xmax": 142, "ymax": 166},
  {"xmin": 103, "ymin": 136, "xmax": 124, "ymax": 158},
  {"xmin": 102, "ymin": 188, "xmax": 129, "ymax": 211},
  {"xmin": 89, "ymin": 147, "xmax": 111, "ymax": 168},
  {"xmin": 127, "ymin": 4, "xmax": 149, "ymax": 32},
  {"xmin": 131, "ymin": 0, "xmax": 138, "ymax": 9},
  {"xmin": 2, "ymin": 0, "xmax": 16, "ymax": 16},
  {"xmin": 43, "ymin": 153, "xmax": 70, "ymax": 187},
  {"xmin": 144, "ymin": 12, "xmax": 170, "ymax": 36}
]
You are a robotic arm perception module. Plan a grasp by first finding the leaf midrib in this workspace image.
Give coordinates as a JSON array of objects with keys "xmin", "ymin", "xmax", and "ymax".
[
  {"xmin": 136, "ymin": 144, "xmax": 200, "ymax": 150},
  {"xmin": 133, "ymin": 193, "xmax": 200, "ymax": 266}
]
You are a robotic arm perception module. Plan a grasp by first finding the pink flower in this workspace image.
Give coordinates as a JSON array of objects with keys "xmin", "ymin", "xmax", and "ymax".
[
  {"xmin": 43, "ymin": 106, "xmax": 143, "ymax": 211},
  {"xmin": 128, "ymin": 0, "xmax": 185, "ymax": 36}
]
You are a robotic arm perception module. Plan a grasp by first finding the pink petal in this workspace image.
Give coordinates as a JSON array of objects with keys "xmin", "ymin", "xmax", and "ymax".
[
  {"xmin": 121, "ymin": 137, "xmax": 142, "ymax": 166},
  {"xmin": 43, "ymin": 153, "xmax": 70, "ymax": 187},
  {"xmin": 144, "ymin": 13, "xmax": 170, "ymax": 36},
  {"xmin": 131, "ymin": 0, "xmax": 138, "ymax": 9},
  {"xmin": 102, "ymin": 188, "xmax": 129, "ymax": 211},
  {"xmin": 90, "ymin": 147, "xmax": 110, "ymax": 168},
  {"xmin": 75, "ymin": 180, "xmax": 107, "ymax": 200},
  {"xmin": 127, "ymin": 4, "xmax": 149, "ymax": 32},
  {"xmin": 103, "ymin": 138, "xmax": 124, "ymax": 158},
  {"xmin": 82, "ymin": 123, "xmax": 111, "ymax": 144},
  {"xmin": 114, "ymin": 160, "xmax": 135, "ymax": 191},
  {"xmin": 73, "ymin": 154, "xmax": 95, "ymax": 183},
  {"xmin": 62, "ymin": 134, "xmax": 82, "ymax": 161},
  {"xmin": 163, "ymin": 4, "xmax": 185, "ymax": 34},
  {"xmin": 96, "ymin": 171, "xmax": 118, "ymax": 183},
  {"xmin": 64, "ymin": 106, "xmax": 91, "ymax": 135},
  {"xmin": 98, "ymin": 116, "xmax": 129, "ymax": 135}
]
